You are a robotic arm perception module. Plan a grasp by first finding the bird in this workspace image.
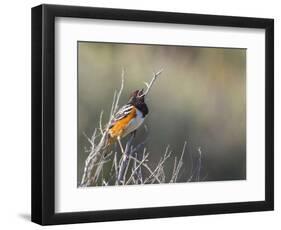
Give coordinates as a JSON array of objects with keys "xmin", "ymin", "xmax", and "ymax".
[{"xmin": 106, "ymin": 89, "xmax": 149, "ymax": 148}]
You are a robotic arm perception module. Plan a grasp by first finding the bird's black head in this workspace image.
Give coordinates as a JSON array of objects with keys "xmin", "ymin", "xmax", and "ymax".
[
  {"xmin": 128, "ymin": 89, "xmax": 149, "ymax": 117},
  {"xmin": 128, "ymin": 89, "xmax": 145, "ymax": 103}
]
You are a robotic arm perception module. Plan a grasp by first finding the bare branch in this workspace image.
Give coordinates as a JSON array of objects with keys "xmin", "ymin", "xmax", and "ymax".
[
  {"xmin": 140, "ymin": 69, "xmax": 163, "ymax": 97},
  {"xmin": 99, "ymin": 110, "xmax": 104, "ymax": 135},
  {"xmin": 113, "ymin": 69, "xmax": 125, "ymax": 115},
  {"xmin": 117, "ymin": 134, "xmax": 134, "ymax": 184},
  {"xmin": 144, "ymin": 145, "xmax": 171, "ymax": 183},
  {"xmin": 196, "ymin": 147, "xmax": 202, "ymax": 181},
  {"xmin": 170, "ymin": 141, "xmax": 187, "ymax": 183},
  {"xmin": 126, "ymin": 152, "xmax": 149, "ymax": 185},
  {"xmin": 128, "ymin": 155, "xmax": 162, "ymax": 184}
]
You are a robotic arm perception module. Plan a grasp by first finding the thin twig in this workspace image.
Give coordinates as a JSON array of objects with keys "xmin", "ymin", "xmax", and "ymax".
[
  {"xmin": 170, "ymin": 141, "xmax": 187, "ymax": 183},
  {"xmin": 117, "ymin": 134, "xmax": 134, "ymax": 184},
  {"xmin": 99, "ymin": 111, "xmax": 104, "ymax": 135},
  {"xmin": 196, "ymin": 147, "xmax": 202, "ymax": 181},
  {"xmin": 144, "ymin": 145, "xmax": 171, "ymax": 183},
  {"xmin": 126, "ymin": 152, "xmax": 149, "ymax": 185},
  {"xmin": 140, "ymin": 69, "xmax": 163, "ymax": 97}
]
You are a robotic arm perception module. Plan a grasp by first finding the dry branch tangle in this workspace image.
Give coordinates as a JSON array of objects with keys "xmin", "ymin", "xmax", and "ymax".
[{"xmin": 80, "ymin": 70, "xmax": 203, "ymax": 187}]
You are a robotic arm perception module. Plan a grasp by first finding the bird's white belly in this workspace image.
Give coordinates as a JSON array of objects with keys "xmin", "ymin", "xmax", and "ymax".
[{"xmin": 123, "ymin": 109, "xmax": 144, "ymax": 137}]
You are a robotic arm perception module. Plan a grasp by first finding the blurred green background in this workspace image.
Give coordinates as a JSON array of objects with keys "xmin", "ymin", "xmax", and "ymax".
[{"xmin": 77, "ymin": 41, "xmax": 246, "ymax": 185}]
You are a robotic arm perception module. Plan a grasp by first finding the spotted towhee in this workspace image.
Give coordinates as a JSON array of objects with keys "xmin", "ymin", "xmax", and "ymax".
[{"xmin": 107, "ymin": 89, "xmax": 148, "ymax": 146}]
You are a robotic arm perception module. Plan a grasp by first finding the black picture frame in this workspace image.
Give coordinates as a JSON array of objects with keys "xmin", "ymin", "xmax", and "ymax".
[{"xmin": 31, "ymin": 4, "xmax": 274, "ymax": 225}]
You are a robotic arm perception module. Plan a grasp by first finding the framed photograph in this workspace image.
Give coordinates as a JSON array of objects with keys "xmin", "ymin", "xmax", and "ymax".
[{"xmin": 31, "ymin": 4, "xmax": 274, "ymax": 225}]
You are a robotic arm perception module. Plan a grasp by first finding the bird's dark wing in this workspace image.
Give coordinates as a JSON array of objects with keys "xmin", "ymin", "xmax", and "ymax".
[{"xmin": 109, "ymin": 104, "xmax": 134, "ymax": 128}]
